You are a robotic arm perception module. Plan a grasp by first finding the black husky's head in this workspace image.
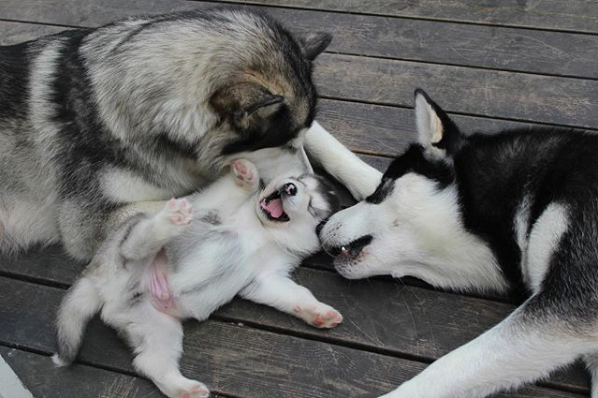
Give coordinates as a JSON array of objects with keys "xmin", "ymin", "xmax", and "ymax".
[{"xmin": 319, "ymin": 90, "xmax": 470, "ymax": 281}]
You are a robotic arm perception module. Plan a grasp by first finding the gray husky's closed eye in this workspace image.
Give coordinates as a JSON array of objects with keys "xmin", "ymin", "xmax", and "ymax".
[
  {"xmin": 54, "ymin": 159, "xmax": 341, "ymax": 398},
  {"xmin": 0, "ymin": 8, "xmax": 380, "ymax": 261}
]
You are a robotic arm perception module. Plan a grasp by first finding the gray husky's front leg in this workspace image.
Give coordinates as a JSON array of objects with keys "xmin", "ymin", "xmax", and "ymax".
[{"xmin": 305, "ymin": 121, "xmax": 382, "ymax": 200}]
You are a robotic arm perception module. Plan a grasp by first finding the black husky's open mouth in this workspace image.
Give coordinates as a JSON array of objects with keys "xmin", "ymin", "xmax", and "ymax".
[
  {"xmin": 328, "ymin": 235, "xmax": 373, "ymax": 262},
  {"xmin": 260, "ymin": 183, "xmax": 297, "ymax": 222}
]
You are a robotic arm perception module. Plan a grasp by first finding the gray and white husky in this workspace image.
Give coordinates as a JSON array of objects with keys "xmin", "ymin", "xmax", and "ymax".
[
  {"xmin": 0, "ymin": 7, "xmax": 379, "ymax": 260},
  {"xmin": 54, "ymin": 158, "xmax": 342, "ymax": 398},
  {"xmin": 320, "ymin": 89, "xmax": 598, "ymax": 398}
]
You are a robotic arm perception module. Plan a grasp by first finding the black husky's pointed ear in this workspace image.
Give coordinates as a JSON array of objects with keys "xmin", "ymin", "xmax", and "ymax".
[
  {"xmin": 295, "ymin": 32, "xmax": 332, "ymax": 61},
  {"xmin": 414, "ymin": 89, "xmax": 461, "ymax": 153},
  {"xmin": 210, "ymin": 82, "xmax": 284, "ymax": 128}
]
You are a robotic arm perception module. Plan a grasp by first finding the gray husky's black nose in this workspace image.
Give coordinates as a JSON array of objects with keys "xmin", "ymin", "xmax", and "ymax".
[{"xmin": 282, "ymin": 183, "xmax": 297, "ymax": 196}]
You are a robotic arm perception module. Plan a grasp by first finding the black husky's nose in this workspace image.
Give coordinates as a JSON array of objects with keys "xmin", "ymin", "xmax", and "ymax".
[{"xmin": 281, "ymin": 183, "xmax": 297, "ymax": 196}]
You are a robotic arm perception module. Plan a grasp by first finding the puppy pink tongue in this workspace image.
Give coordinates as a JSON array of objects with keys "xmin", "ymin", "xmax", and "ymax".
[{"xmin": 265, "ymin": 198, "xmax": 284, "ymax": 218}]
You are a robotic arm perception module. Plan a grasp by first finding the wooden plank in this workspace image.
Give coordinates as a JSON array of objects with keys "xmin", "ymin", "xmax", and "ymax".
[
  {"xmin": 0, "ymin": 0, "xmax": 196, "ymax": 28},
  {"xmin": 315, "ymin": 53, "xmax": 598, "ymax": 129},
  {"xmin": 3, "ymin": 1, "xmax": 598, "ymax": 79},
  {"xmin": 318, "ymin": 99, "xmax": 538, "ymax": 157},
  {"xmin": 211, "ymin": 0, "xmax": 598, "ymax": 35},
  {"xmin": 0, "ymin": 250, "xmax": 590, "ymax": 394},
  {"xmin": 0, "ymin": 277, "xmax": 585, "ymax": 398},
  {"xmin": 0, "ymin": 20, "xmax": 66, "ymax": 44},
  {"xmin": 251, "ymin": 5, "xmax": 598, "ymax": 79},
  {"xmin": 0, "ymin": 346, "xmax": 172, "ymax": 398}
]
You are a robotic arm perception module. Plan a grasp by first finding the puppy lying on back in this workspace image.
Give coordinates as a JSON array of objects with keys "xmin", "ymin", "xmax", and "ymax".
[{"xmin": 53, "ymin": 159, "xmax": 341, "ymax": 398}]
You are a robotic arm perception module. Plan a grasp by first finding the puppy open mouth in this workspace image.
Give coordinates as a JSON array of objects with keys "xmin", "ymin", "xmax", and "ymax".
[
  {"xmin": 260, "ymin": 184, "xmax": 296, "ymax": 222},
  {"xmin": 328, "ymin": 235, "xmax": 373, "ymax": 262}
]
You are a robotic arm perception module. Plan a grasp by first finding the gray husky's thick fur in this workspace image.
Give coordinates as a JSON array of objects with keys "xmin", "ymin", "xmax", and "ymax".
[
  {"xmin": 0, "ymin": 8, "xmax": 380, "ymax": 260},
  {"xmin": 320, "ymin": 90, "xmax": 598, "ymax": 398}
]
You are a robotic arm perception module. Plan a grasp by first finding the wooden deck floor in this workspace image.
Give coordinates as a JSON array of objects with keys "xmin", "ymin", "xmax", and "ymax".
[{"xmin": 1, "ymin": 1, "xmax": 598, "ymax": 397}]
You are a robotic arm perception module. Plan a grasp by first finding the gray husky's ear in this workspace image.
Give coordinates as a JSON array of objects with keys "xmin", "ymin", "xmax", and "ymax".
[
  {"xmin": 414, "ymin": 89, "xmax": 461, "ymax": 152},
  {"xmin": 210, "ymin": 82, "xmax": 284, "ymax": 127},
  {"xmin": 296, "ymin": 32, "xmax": 332, "ymax": 61}
]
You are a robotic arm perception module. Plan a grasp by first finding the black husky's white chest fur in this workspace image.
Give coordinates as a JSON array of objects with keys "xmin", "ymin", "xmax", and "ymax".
[{"xmin": 320, "ymin": 89, "xmax": 598, "ymax": 398}]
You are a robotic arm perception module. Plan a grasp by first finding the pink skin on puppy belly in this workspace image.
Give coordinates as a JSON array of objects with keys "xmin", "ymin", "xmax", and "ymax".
[{"xmin": 148, "ymin": 249, "xmax": 176, "ymax": 314}]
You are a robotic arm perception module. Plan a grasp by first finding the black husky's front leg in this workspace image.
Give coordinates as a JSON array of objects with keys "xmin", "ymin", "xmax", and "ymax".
[{"xmin": 378, "ymin": 297, "xmax": 597, "ymax": 398}]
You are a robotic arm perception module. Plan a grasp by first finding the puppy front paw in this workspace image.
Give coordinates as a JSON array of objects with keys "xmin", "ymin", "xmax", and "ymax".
[
  {"xmin": 294, "ymin": 304, "xmax": 343, "ymax": 329},
  {"xmin": 164, "ymin": 198, "xmax": 194, "ymax": 225},
  {"xmin": 231, "ymin": 159, "xmax": 259, "ymax": 191},
  {"xmin": 161, "ymin": 377, "xmax": 210, "ymax": 398}
]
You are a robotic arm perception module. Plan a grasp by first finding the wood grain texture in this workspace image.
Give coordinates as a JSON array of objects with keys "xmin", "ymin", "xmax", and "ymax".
[
  {"xmin": 3, "ymin": 1, "xmax": 598, "ymax": 78},
  {"xmin": 252, "ymin": 5, "xmax": 598, "ymax": 79},
  {"xmin": 0, "ymin": 346, "xmax": 169, "ymax": 398},
  {"xmin": 0, "ymin": 20, "xmax": 67, "ymax": 45},
  {"xmin": 315, "ymin": 53, "xmax": 598, "ymax": 129},
  {"xmin": 0, "ymin": 277, "xmax": 586, "ymax": 398},
  {"xmin": 0, "ymin": 249, "xmax": 590, "ymax": 394},
  {"xmin": 211, "ymin": 0, "xmax": 598, "ymax": 34},
  {"xmin": 0, "ymin": 0, "xmax": 197, "ymax": 28}
]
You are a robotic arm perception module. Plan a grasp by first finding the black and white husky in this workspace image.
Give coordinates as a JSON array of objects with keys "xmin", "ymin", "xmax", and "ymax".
[
  {"xmin": 0, "ymin": 8, "xmax": 378, "ymax": 260},
  {"xmin": 320, "ymin": 89, "xmax": 598, "ymax": 398},
  {"xmin": 54, "ymin": 159, "xmax": 342, "ymax": 398}
]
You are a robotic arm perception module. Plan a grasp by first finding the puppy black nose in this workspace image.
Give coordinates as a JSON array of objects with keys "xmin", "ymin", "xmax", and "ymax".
[{"xmin": 282, "ymin": 183, "xmax": 297, "ymax": 196}]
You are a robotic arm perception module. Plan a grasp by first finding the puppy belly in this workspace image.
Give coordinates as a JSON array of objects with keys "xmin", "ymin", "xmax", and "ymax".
[{"xmin": 147, "ymin": 249, "xmax": 178, "ymax": 316}]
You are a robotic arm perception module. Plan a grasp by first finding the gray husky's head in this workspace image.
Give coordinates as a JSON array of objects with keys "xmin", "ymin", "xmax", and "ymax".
[{"xmin": 86, "ymin": 8, "xmax": 331, "ymax": 175}]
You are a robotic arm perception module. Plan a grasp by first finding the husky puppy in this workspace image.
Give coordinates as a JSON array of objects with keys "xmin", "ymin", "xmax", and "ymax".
[
  {"xmin": 320, "ymin": 89, "xmax": 598, "ymax": 398},
  {"xmin": 53, "ymin": 159, "xmax": 342, "ymax": 398},
  {"xmin": 0, "ymin": 7, "xmax": 380, "ymax": 260}
]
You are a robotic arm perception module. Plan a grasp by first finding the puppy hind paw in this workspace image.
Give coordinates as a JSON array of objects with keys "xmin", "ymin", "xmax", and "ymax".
[
  {"xmin": 164, "ymin": 198, "xmax": 194, "ymax": 225},
  {"xmin": 231, "ymin": 159, "xmax": 259, "ymax": 189},
  {"xmin": 296, "ymin": 305, "xmax": 343, "ymax": 329},
  {"xmin": 170, "ymin": 379, "xmax": 210, "ymax": 398}
]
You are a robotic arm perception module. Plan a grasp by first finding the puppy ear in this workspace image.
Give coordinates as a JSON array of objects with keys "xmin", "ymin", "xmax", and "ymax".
[
  {"xmin": 210, "ymin": 82, "xmax": 284, "ymax": 128},
  {"xmin": 295, "ymin": 32, "xmax": 332, "ymax": 61},
  {"xmin": 414, "ymin": 89, "xmax": 461, "ymax": 153}
]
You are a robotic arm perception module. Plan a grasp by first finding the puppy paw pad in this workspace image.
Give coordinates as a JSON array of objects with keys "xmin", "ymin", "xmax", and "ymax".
[
  {"xmin": 176, "ymin": 380, "xmax": 209, "ymax": 398},
  {"xmin": 231, "ymin": 159, "xmax": 257, "ymax": 185},
  {"xmin": 308, "ymin": 307, "xmax": 343, "ymax": 329},
  {"xmin": 165, "ymin": 198, "xmax": 193, "ymax": 225}
]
